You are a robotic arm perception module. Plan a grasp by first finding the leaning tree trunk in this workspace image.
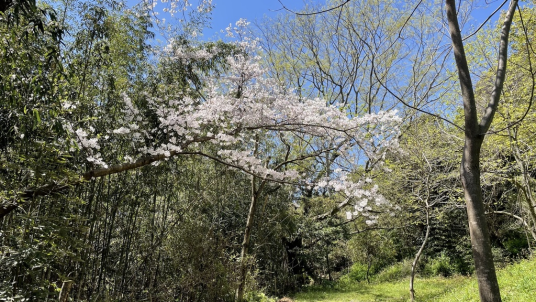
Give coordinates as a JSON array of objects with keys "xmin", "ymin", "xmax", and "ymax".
[
  {"xmin": 410, "ymin": 200, "xmax": 430, "ymax": 302},
  {"xmin": 58, "ymin": 280, "xmax": 73, "ymax": 302},
  {"xmin": 445, "ymin": 0, "xmax": 519, "ymax": 301}
]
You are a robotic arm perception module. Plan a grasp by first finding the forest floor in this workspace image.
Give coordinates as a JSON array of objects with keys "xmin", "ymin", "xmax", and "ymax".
[{"xmin": 292, "ymin": 257, "xmax": 536, "ymax": 302}]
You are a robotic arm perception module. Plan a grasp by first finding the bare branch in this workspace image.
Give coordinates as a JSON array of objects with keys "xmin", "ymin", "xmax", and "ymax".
[
  {"xmin": 398, "ymin": 0, "xmax": 425, "ymax": 39},
  {"xmin": 372, "ymin": 66, "xmax": 464, "ymax": 131},
  {"xmin": 276, "ymin": 0, "xmax": 351, "ymax": 16},
  {"xmin": 463, "ymin": 0, "xmax": 509, "ymax": 41},
  {"xmin": 489, "ymin": 210, "xmax": 528, "ymax": 226},
  {"xmin": 487, "ymin": 211, "xmax": 536, "ymax": 242}
]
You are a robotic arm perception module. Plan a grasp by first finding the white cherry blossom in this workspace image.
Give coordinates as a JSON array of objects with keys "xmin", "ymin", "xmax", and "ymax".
[{"xmin": 73, "ymin": 34, "xmax": 401, "ymax": 221}]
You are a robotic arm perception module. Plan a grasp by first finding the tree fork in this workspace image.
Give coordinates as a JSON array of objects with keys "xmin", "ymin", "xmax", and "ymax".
[{"xmin": 446, "ymin": 0, "xmax": 518, "ymax": 301}]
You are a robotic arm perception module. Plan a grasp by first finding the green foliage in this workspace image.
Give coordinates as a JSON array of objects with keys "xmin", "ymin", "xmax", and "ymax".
[
  {"xmin": 344, "ymin": 263, "xmax": 369, "ymax": 282},
  {"xmin": 346, "ymin": 230, "xmax": 397, "ymax": 283},
  {"xmin": 503, "ymin": 235, "xmax": 529, "ymax": 256},
  {"xmin": 423, "ymin": 252, "xmax": 454, "ymax": 277},
  {"xmin": 374, "ymin": 259, "xmax": 414, "ymax": 283},
  {"xmin": 294, "ymin": 275, "xmax": 469, "ymax": 302},
  {"xmin": 433, "ymin": 257, "xmax": 536, "ymax": 302},
  {"xmin": 468, "ymin": 6, "xmax": 536, "ymax": 254},
  {"xmin": 3, "ymin": 0, "xmax": 536, "ymax": 301},
  {"xmin": 0, "ymin": 1, "xmax": 256, "ymax": 300}
]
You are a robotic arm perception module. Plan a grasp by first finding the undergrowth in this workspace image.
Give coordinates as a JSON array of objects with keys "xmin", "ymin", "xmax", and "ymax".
[{"xmin": 293, "ymin": 257, "xmax": 536, "ymax": 302}]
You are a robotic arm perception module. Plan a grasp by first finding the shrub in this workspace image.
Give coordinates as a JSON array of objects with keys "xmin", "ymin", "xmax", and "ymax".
[
  {"xmin": 451, "ymin": 256, "xmax": 474, "ymax": 276},
  {"xmin": 424, "ymin": 252, "xmax": 454, "ymax": 277},
  {"xmin": 346, "ymin": 262, "xmax": 369, "ymax": 282},
  {"xmin": 375, "ymin": 259, "xmax": 413, "ymax": 282}
]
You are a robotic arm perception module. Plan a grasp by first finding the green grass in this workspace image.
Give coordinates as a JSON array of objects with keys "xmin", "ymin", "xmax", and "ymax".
[
  {"xmin": 293, "ymin": 258, "xmax": 536, "ymax": 302},
  {"xmin": 433, "ymin": 257, "xmax": 536, "ymax": 302}
]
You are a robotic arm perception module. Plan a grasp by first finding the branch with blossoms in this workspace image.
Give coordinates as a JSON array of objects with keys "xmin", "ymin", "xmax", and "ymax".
[{"xmin": 1, "ymin": 24, "xmax": 402, "ymax": 221}]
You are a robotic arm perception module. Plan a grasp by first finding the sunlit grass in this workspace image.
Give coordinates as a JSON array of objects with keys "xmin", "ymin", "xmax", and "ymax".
[
  {"xmin": 293, "ymin": 258, "xmax": 536, "ymax": 302},
  {"xmin": 433, "ymin": 257, "xmax": 536, "ymax": 302}
]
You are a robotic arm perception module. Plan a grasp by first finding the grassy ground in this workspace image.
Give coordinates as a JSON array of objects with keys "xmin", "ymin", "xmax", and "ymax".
[{"xmin": 293, "ymin": 258, "xmax": 536, "ymax": 302}]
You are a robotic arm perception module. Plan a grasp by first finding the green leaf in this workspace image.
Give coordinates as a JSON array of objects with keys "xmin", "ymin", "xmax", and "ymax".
[{"xmin": 33, "ymin": 108, "xmax": 41, "ymax": 124}]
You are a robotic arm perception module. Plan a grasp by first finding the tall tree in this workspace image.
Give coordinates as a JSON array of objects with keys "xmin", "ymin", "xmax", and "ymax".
[
  {"xmin": 269, "ymin": 1, "xmax": 526, "ymax": 301},
  {"xmin": 469, "ymin": 6, "xmax": 536, "ymax": 244},
  {"xmin": 445, "ymin": 0, "xmax": 518, "ymax": 301}
]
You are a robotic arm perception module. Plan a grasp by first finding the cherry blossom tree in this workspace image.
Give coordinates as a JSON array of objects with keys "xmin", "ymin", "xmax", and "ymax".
[
  {"xmin": 94, "ymin": 30, "xmax": 403, "ymax": 300},
  {"xmin": 3, "ymin": 25, "xmax": 401, "ymax": 206},
  {"xmin": 1, "ymin": 18, "xmax": 401, "ymax": 300}
]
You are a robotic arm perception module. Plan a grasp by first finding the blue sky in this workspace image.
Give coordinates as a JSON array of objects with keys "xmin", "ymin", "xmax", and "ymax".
[
  {"xmin": 201, "ymin": 0, "xmax": 303, "ymax": 39},
  {"xmin": 132, "ymin": 0, "xmax": 510, "ymax": 43},
  {"xmin": 200, "ymin": 0, "xmax": 504, "ymax": 40},
  {"xmin": 139, "ymin": 0, "xmax": 508, "ymax": 46}
]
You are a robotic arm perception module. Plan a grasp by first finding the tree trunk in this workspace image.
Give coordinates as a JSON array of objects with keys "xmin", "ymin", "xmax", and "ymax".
[
  {"xmin": 510, "ymin": 133, "xmax": 536, "ymax": 234},
  {"xmin": 58, "ymin": 280, "xmax": 73, "ymax": 302},
  {"xmin": 410, "ymin": 202, "xmax": 430, "ymax": 302},
  {"xmin": 326, "ymin": 251, "xmax": 332, "ymax": 281},
  {"xmin": 236, "ymin": 176, "xmax": 260, "ymax": 302},
  {"xmin": 366, "ymin": 257, "xmax": 371, "ymax": 284},
  {"xmin": 461, "ymin": 141, "xmax": 501, "ymax": 302},
  {"xmin": 445, "ymin": 0, "xmax": 518, "ymax": 301}
]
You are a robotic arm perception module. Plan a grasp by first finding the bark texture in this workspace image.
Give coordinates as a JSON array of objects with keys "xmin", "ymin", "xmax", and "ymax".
[{"xmin": 445, "ymin": 0, "xmax": 518, "ymax": 301}]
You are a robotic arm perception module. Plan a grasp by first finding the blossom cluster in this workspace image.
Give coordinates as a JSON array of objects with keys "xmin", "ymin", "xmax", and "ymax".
[{"xmin": 73, "ymin": 23, "xmax": 402, "ymax": 223}]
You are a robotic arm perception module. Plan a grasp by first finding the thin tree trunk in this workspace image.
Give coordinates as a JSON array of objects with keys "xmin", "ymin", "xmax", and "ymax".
[
  {"xmin": 236, "ymin": 175, "xmax": 260, "ymax": 302},
  {"xmin": 326, "ymin": 251, "xmax": 332, "ymax": 281},
  {"xmin": 366, "ymin": 259, "xmax": 371, "ymax": 284},
  {"xmin": 510, "ymin": 133, "xmax": 536, "ymax": 232},
  {"xmin": 410, "ymin": 201, "xmax": 430, "ymax": 302},
  {"xmin": 58, "ymin": 280, "xmax": 73, "ymax": 302}
]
